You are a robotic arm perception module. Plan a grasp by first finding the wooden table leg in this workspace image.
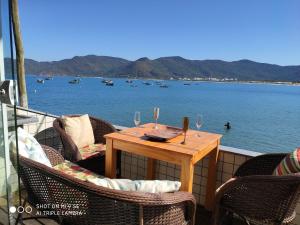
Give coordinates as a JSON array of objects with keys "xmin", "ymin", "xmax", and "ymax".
[
  {"xmin": 205, "ymin": 141, "xmax": 220, "ymax": 210},
  {"xmin": 146, "ymin": 158, "xmax": 156, "ymax": 180},
  {"xmin": 105, "ymin": 138, "xmax": 117, "ymax": 178},
  {"xmin": 180, "ymin": 158, "xmax": 194, "ymax": 192}
]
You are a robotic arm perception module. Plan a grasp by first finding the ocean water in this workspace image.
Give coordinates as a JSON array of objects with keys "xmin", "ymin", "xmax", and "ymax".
[{"xmin": 27, "ymin": 75, "xmax": 300, "ymax": 153}]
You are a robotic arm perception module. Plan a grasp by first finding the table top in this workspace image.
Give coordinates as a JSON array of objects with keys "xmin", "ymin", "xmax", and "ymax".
[{"xmin": 105, "ymin": 123, "xmax": 222, "ymax": 158}]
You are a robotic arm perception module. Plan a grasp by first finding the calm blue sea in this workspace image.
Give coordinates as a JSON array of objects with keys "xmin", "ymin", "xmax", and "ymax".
[{"xmin": 27, "ymin": 75, "xmax": 300, "ymax": 153}]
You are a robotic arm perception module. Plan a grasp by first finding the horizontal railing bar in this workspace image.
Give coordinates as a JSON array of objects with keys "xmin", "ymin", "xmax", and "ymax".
[
  {"xmin": 15, "ymin": 106, "xmax": 263, "ymax": 157},
  {"xmin": 11, "ymin": 105, "xmax": 59, "ymax": 118}
]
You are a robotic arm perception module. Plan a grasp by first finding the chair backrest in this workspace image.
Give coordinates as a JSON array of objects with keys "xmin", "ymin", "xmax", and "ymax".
[
  {"xmin": 19, "ymin": 151, "xmax": 196, "ymax": 225},
  {"xmin": 231, "ymin": 153, "xmax": 300, "ymax": 223},
  {"xmin": 53, "ymin": 115, "xmax": 117, "ymax": 162},
  {"xmin": 34, "ymin": 127, "xmax": 64, "ymax": 153},
  {"xmin": 217, "ymin": 174, "xmax": 300, "ymax": 225}
]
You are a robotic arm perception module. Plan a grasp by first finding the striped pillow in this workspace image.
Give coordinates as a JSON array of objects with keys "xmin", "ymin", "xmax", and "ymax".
[{"xmin": 274, "ymin": 148, "xmax": 300, "ymax": 175}]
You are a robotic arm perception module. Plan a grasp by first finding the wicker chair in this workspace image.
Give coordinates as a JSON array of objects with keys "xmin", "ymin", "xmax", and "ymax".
[
  {"xmin": 18, "ymin": 145, "xmax": 196, "ymax": 225},
  {"xmin": 213, "ymin": 153, "xmax": 300, "ymax": 225},
  {"xmin": 53, "ymin": 115, "xmax": 121, "ymax": 175}
]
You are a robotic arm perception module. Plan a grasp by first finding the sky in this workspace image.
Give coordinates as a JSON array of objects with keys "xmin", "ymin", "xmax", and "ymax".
[{"xmin": 18, "ymin": 0, "xmax": 300, "ymax": 65}]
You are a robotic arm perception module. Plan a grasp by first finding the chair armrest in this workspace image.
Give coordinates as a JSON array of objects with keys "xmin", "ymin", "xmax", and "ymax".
[
  {"xmin": 214, "ymin": 174, "xmax": 300, "ymax": 224},
  {"xmin": 140, "ymin": 191, "xmax": 197, "ymax": 225},
  {"xmin": 20, "ymin": 155, "xmax": 196, "ymax": 225},
  {"xmin": 89, "ymin": 116, "xmax": 116, "ymax": 144},
  {"xmin": 41, "ymin": 145, "xmax": 65, "ymax": 166},
  {"xmin": 83, "ymin": 184, "xmax": 196, "ymax": 225},
  {"xmin": 37, "ymin": 158, "xmax": 195, "ymax": 207},
  {"xmin": 234, "ymin": 153, "xmax": 287, "ymax": 177},
  {"xmin": 92, "ymin": 185, "xmax": 196, "ymax": 208}
]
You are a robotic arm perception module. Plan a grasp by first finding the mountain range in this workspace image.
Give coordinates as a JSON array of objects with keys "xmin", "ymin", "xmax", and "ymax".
[{"xmin": 5, "ymin": 55, "xmax": 300, "ymax": 82}]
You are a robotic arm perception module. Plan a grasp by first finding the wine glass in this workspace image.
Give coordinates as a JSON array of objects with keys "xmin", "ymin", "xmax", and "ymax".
[
  {"xmin": 195, "ymin": 114, "xmax": 203, "ymax": 136},
  {"xmin": 134, "ymin": 111, "xmax": 141, "ymax": 127},
  {"xmin": 153, "ymin": 107, "xmax": 160, "ymax": 129}
]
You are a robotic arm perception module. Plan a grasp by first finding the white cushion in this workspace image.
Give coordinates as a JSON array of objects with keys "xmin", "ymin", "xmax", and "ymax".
[
  {"xmin": 9, "ymin": 127, "xmax": 52, "ymax": 167},
  {"xmin": 87, "ymin": 177, "xmax": 181, "ymax": 193},
  {"xmin": 52, "ymin": 160, "xmax": 181, "ymax": 193}
]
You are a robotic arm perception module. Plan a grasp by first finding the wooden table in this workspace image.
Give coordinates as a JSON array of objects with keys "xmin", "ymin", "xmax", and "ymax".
[{"xmin": 104, "ymin": 123, "xmax": 222, "ymax": 210}]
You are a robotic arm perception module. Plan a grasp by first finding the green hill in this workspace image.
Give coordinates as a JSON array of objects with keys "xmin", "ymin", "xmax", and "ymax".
[{"xmin": 5, "ymin": 55, "xmax": 300, "ymax": 82}]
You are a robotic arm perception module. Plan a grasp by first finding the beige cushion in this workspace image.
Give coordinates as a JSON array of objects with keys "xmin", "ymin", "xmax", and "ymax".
[{"xmin": 62, "ymin": 114, "xmax": 95, "ymax": 148}]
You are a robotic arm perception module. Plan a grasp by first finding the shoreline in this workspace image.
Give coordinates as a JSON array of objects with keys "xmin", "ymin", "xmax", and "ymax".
[
  {"xmin": 28, "ymin": 74, "xmax": 300, "ymax": 87},
  {"xmin": 198, "ymin": 80, "xmax": 300, "ymax": 86}
]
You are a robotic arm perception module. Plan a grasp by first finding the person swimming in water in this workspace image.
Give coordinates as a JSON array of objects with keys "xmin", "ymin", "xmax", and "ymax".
[{"xmin": 224, "ymin": 122, "xmax": 231, "ymax": 130}]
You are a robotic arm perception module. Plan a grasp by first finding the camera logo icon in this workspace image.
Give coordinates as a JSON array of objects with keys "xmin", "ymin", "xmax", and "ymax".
[{"xmin": 9, "ymin": 206, "xmax": 32, "ymax": 214}]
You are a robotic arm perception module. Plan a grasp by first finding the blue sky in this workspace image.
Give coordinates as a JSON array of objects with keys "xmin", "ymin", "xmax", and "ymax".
[{"xmin": 18, "ymin": 0, "xmax": 300, "ymax": 65}]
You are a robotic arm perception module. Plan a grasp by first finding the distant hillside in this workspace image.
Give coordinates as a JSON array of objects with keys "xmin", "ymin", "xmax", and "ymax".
[{"xmin": 5, "ymin": 55, "xmax": 300, "ymax": 82}]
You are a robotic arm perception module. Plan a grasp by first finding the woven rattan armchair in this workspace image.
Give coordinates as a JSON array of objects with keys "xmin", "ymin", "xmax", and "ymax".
[
  {"xmin": 213, "ymin": 153, "xmax": 300, "ymax": 225},
  {"xmin": 53, "ymin": 114, "xmax": 121, "ymax": 175},
  {"xmin": 18, "ymin": 145, "xmax": 196, "ymax": 225}
]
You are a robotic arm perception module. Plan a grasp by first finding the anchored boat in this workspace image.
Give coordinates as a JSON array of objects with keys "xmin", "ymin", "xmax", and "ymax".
[
  {"xmin": 37, "ymin": 79, "xmax": 44, "ymax": 84},
  {"xmin": 160, "ymin": 84, "xmax": 169, "ymax": 88},
  {"xmin": 143, "ymin": 81, "xmax": 152, "ymax": 86},
  {"xmin": 69, "ymin": 79, "xmax": 80, "ymax": 84},
  {"xmin": 102, "ymin": 79, "xmax": 114, "ymax": 86},
  {"xmin": 105, "ymin": 80, "xmax": 114, "ymax": 86}
]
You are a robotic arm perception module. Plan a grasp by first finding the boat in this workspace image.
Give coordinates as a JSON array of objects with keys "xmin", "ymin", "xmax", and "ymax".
[
  {"xmin": 36, "ymin": 79, "xmax": 44, "ymax": 84},
  {"xmin": 143, "ymin": 81, "xmax": 152, "ymax": 86},
  {"xmin": 45, "ymin": 76, "xmax": 53, "ymax": 80},
  {"xmin": 160, "ymin": 84, "xmax": 169, "ymax": 88},
  {"xmin": 183, "ymin": 83, "xmax": 191, "ymax": 85},
  {"xmin": 105, "ymin": 80, "xmax": 114, "ymax": 86},
  {"xmin": 126, "ymin": 80, "xmax": 133, "ymax": 83},
  {"xmin": 102, "ymin": 79, "xmax": 114, "ymax": 86},
  {"xmin": 155, "ymin": 81, "xmax": 162, "ymax": 85},
  {"xmin": 69, "ymin": 79, "xmax": 80, "ymax": 84},
  {"xmin": 102, "ymin": 79, "xmax": 113, "ymax": 84}
]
